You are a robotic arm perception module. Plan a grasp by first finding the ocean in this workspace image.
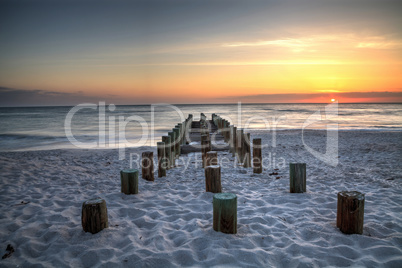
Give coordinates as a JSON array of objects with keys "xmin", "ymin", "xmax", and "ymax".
[{"xmin": 0, "ymin": 103, "xmax": 401, "ymax": 151}]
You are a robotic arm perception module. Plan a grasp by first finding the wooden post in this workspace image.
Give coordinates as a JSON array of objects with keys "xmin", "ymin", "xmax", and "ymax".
[
  {"xmin": 181, "ymin": 121, "xmax": 186, "ymax": 145},
  {"xmin": 201, "ymin": 125, "xmax": 209, "ymax": 136},
  {"xmin": 120, "ymin": 169, "xmax": 139, "ymax": 194},
  {"xmin": 253, "ymin": 138, "xmax": 262, "ymax": 173},
  {"xmin": 205, "ymin": 165, "xmax": 222, "ymax": 193},
  {"xmin": 337, "ymin": 191, "xmax": 365, "ymax": 234},
  {"xmin": 243, "ymin": 133, "xmax": 251, "ymax": 168},
  {"xmin": 213, "ymin": 193, "xmax": 237, "ymax": 234},
  {"xmin": 222, "ymin": 120, "xmax": 226, "ymax": 141},
  {"xmin": 229, "ymin": 125, "xmax": 234, "ymax": 153},
  {"xmin": 175, "ymin": 124, "xmax": 181, "ymax": 146},
  {"xmin": 82, "ymin": 197, "xmax": 108, "ymax": 234},
  {"xmin": 186, "ymin": 118, "xmax": 192, "ymax": 144},
  {"xmin": 168, "ymin": 131, "xmax": 175, "ymax": 167},
  {"xmin": 183, "ymin": 119, "xmax": 189, "ymax": 145},
  {"xmin": 141, "ymin": 151, "xmax": 154, "ymax": 181},
  {"xmin": 177, "ymin": 123, "xmax": 183, "ymax": 145},
  {"xmin": 225, "ymin": 120, "xmax": 230, "ymax": 142},
  {"xmin": 224, "ymin": 121, "xmax": 228, "ymax": 142},
  {"xmin": 157, "ymin": 142, "xmax": 166, "ymax": 177},
  {"xmin": 206, "ymin": 151, "xmax": 218, "ymax": 166},
  {"xmin": 232, "ymin": 126, "xmax": 237, "ymax": 157},
  {"xmin": 236, "ymin": 129, "xmax": 243, "ymax": 163},
  {"xmin": 226, "ymin": 122, "xmax": 231, "ymax": 142},
  {"xmin": 173, "ymin": 127, "xmax": 180, "ymax": 158},
  {"xmin": 289, "ymin": 163, "xmax": 306, "ymax": 193},
  {"xmin": 161, "ymin": 136, "xmax": 171, "ymax": 170},
  {"xmin": 177, "ymin": 123, "xmax": 184, "ymax": 146},
  {"xmin": 201, "ymin": 134, "xmax": 211, "ymax": 168}
]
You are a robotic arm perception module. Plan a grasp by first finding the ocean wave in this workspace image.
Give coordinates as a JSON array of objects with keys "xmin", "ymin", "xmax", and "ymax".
[{"xmin": 0, "ymin": 133, "xmax": 64, "ymax": 140}]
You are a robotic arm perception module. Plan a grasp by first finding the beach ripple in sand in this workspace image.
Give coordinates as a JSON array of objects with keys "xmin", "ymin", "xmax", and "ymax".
[{"xmin": 0, "ymin": 130, "xmax": 401, "ymax": 267}]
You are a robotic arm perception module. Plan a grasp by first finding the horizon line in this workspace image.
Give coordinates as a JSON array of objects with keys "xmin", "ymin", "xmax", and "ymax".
[{"xmin": 1, "ymin": 102, "xmax": 401, "ymax": 108}]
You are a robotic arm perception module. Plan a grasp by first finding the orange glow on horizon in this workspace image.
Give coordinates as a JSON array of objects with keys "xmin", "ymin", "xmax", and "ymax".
[
  {"xmin": 1, "ymin": 30, "xmax": 401, "ymax": 104},
  {"xmin": 1, "ymin": 1, "xmax": 401, "ymax": 106}
]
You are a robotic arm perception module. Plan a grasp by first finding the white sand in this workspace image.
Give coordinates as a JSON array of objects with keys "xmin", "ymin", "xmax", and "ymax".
[{"xmin": 0, "ymin": 130, "xmax": 401, "ymax": 267}]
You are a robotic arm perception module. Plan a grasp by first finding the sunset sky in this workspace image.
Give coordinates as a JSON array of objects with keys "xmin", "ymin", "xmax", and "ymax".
[{"xmin": 0, "ymin": 0, "xmax": 401, "ymax": 106}]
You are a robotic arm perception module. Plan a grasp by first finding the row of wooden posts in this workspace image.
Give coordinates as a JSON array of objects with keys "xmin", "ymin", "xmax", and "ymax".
[
  {"xmin": 121, "ymin": 114, "xmax": 195, "ymax": 186},
  {"xmin": 156, "ymin": 114, "xmax": 194, "ymax": 178},
  {"xmin": 82, "ymin": 113, "xmax": 364, "ymax": 235},
  {"xmin": 206, "ymin": 114, "xmax": 294, "ymax": 233},
  {"xmin": 211, "ymin": 114, "xmax": 255, "ymax": 170}
]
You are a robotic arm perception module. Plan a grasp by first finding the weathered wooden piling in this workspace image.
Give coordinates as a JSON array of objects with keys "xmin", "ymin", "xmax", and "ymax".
[
  {"xmin": 141, "ymin": 151, "xmax": 154, "ymax": 181},
  {"xmin": 242, "ymin": 133, "xmax": 251, "ymax": 168},
  {"xmin": 212, "ymin": 114, "xmax": 217, "ymax": 126},
  {"xmin": 289, "ymin": 163, "xmax": 306, "ymax": 193},
  {"xmin": 157, "ymin": 142, "xmax": 166, "ymax": 177},
  {"xmin": 82, "ymin": 197, "xmax": 109, "ymax": 234},
  {"xmin": 205, "ymin": 165, "xmax": 222, "ymax": 193},
  {"xmin": 201, "ymin": 113, "xmax": 206, "ymax": 121},
  {"xmin": 236, "ymin": 129, "xmax": 243, "ymax": 163},
  {"xmin": 206, "ymin": 151, "xmax": 218, "ymax": 166},
  {"xmin": 231, "ymin": 126, "xmax": 237, "ymax": 157},
  {"xmin": 229, "ymin": 125, "xmax": 234, "ymax": 154},
  {"xmin": 201, "ymin": 124, "xmax": 209, "ymax": 136},
  {"xmin": 185, "ymin": 114, "xmax": 193, "ymax": 144},
  {"xmin": 120, "ymin": 169, "xmax": 139, "ymax": 194},
  {"xmin": 173, "ymin": 127, "xmax": 180, "ymax": 158},
  {"xmin": 177, "ymin": 123, "xmax": 183, "ymax": 145},
  {"xmin": 183, "ymin": 120, "xmax": 188, "ymax": 145},
  {"xmin": 184, "ymin": 119, "xmax": 190, "ymax": 144},
  {"xmin": 201, "ymin": 134, "xmax": 211, "ymax": 167},
  {"xmin": 200, "ymin": 113, "xmax": 207, "ymax": 129},
  {"xmin": 253, "ymin": 138, "xmax": 262, "ymax": 173},
  {"xmin": 162, "ymin": 136, "xmax": 172, "ymax": 170},
  {"xmin": 181, "ymin": 121, "xmax": 186, "ymax": 145},
  {"xmin": 226, "ymin": 121, "xmax": 231, "ymax": 142},
  {"xmin": 222, "ymin": 120, "xmax": 226, "ymax": 138},
  {"xmin": 337, "ymin": 191, "xmax": 365, "ymax": 234},
  {"xmin": 215, "ymin": 116, "xmax": 220, "ymax": 132},
  {"xmin": 222, "ymin": 120, "xmax": 226, "ymax": 141},
  {"xmin": 213, "ymin": 193, "xmax": 237, "ymax": 234},
  {"xmin": 168, "ymin": 131, "xmax": 175, "ymax": 167}
]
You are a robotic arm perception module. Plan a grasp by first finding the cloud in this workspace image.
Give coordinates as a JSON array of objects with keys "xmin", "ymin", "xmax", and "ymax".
[
  {"xmin": 356, "ymin": 42, "xmax": 402, "ymax": 49},
  {"xmin": 222, "ymin": 35, "xmax": 343, "ymax": 49},
  {"xmin": 0, "ymin": 86, "xmax": 196, "ymax": 106},
  {"xmin": 222, "ymin": 38, "xmax": 314, "ymax": 48},
  {"xmin": 222, "ymin": 34, "xmax": 402, "ymax": 52},
  {"xmin": 339, "ymin": 91, "xmax": 402, "ymax": 99},
  {"xmin": 125, "ymin": 60, "xmax": 345, "ymax": 66},
  {"xmin": 0, "ymin": 87, "xmax": 103, "ymax": 107}
]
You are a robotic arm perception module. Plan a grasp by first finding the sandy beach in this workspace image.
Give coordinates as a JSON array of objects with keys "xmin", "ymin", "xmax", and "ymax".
[{"xmin": 0, "ymin": 130, "xmax": 401, "ymax": 267}]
